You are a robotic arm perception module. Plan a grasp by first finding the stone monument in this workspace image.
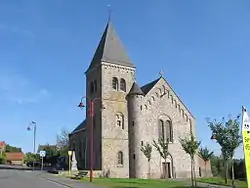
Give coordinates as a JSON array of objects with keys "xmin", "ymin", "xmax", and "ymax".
[{"xmin": 71, "ymin": 151, "xmax": 78, "ymax": 172}]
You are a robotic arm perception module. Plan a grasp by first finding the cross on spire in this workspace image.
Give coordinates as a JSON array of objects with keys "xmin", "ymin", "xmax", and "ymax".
[
  {"xmin": 159, "ymin": 70, "xmax": 164, "ymax": 77},
  {"xmin": 108, "ymin": 5, "xmax": 112, "ymax": 22}
]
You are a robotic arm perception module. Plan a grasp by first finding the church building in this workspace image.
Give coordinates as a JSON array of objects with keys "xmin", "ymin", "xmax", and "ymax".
[{"xmin": 69, "ymin": 19, "xmax": 211, "ymax": 179}]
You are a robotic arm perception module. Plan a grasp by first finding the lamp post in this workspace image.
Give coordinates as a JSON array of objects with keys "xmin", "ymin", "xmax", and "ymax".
[
  {"xmin": 27, "ymin": 121, "xmax": 37, "ymax": 171},
  {"xmin": 78, "ymin": 97, "xmax": 104, "ymax": 182}
]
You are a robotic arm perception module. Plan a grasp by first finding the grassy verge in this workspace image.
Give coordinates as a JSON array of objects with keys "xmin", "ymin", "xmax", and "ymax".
[
  {"xmin": 80, "ymin": 177, "xmax": 193, "ymax": 188},
  {"xmin": 197, "ymin": 177, "xmax": 247, "ymax": 188}
]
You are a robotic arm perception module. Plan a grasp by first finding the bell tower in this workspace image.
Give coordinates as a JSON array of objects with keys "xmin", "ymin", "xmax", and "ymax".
[{"xmin": 85, "ymin": 20, "xmax": 136, "ymax": 175}]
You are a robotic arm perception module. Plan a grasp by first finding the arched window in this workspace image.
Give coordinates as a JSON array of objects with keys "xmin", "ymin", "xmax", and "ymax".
[
  {"xmin": 166, "ymin": 120, "xmax": 173, "ymax": 142},
  {"xmin": 116, "ymin": 113, "xmax": 124, "ymax": 129},
  {"xmin": 120, "ymin": 78, "xmax": 126, "ymax": 92},
  {"xmin": 151, "ymin": 96, "xmax": 155, "ymax": 101},
  {"xmin": 112, "ymin": 77, "xmax": 118, "ymax": 90},
  {"xmin": 72, "ymin": 143, "xmax": 76, "ymax": 151},
  {"xmin": 118, "ymin": 151, "xmax": 123, "ymax": 165},
  {"xmin": 90, "ymin": 82, "xmax": 94, "ymax": 93},
  {"xmin": 148, "ymin": 100, "xmax": 151, "ymax": 105},
  {"xmin": 79, "ymin": 141, "xmax": 82, "ymax": 159},
  {"xmin": 158, "ymin": 119, "xmax": 164, "ymax": 139},
  {"xmin": 94, "ymin": 80, "xmax": 97, "ymax": 92}
]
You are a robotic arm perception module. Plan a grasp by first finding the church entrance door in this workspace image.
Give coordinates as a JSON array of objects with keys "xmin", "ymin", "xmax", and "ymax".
[{"xmin": 162, "ymin": 162, "xmax": 171, "ymax": 178}]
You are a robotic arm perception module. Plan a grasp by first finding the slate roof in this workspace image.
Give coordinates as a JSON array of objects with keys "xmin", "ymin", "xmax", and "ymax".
[
  {"xmin": 140, "ymin": 77, "xmax": 161, "ymax": 95},
  {"xmin": 70, "ymin": 119, "xmax": 86, "ymax": 134},
  {"xmin": 86, "ymin": 20, "xmax": 135, "ymax": 73},
  {"xmin": 128, "ymin": 82, "xmax": 144, "ymax": 95}
]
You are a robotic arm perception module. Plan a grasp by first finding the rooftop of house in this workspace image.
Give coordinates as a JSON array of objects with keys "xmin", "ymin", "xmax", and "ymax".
[
  {"xmin": 6, "ymin": 152, "xmax": 24, "ymax": 161},
  {"xmin": 0, "ymin": 141, "xmax": 6, "ymax": 150}
]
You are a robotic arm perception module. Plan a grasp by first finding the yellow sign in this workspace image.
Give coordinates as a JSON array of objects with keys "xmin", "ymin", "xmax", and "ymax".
[
  {"xmin": 241, "ymin": 107, "xmax": 250, "ymax": 188},
  {"xmin": 68, "ymin": 151, "xmax": 72, "ymax": 156}
]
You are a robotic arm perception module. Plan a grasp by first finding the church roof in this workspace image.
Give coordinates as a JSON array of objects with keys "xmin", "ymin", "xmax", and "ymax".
[
  {"xmin": 128, "ymin": 82, "xmax": 144, "ymax": 95},
  {"xmin": 86, "ymin": 20, "xmax": 135, "ymax": 73},
  {"xmin": 70, "ymin": 119, "xmax": 86, "ymax": 135},
  {"xmin": 140, "ymin": 77, "xmax": 161, "ymax": 95}
]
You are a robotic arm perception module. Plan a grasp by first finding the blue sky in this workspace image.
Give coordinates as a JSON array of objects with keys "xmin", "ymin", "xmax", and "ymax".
[{"xmin": 0, "ymin": 0, "xmax": 249, "ymax": 158}]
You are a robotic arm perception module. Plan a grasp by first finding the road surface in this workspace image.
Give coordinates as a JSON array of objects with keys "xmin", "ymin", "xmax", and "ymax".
[
  {"xmin": 0, "ymin": 169, "xmax": 71, "ymax": 188},
  {"xmin": 0, "ymin": 165, "xmax": 101, "ymax": 188}
]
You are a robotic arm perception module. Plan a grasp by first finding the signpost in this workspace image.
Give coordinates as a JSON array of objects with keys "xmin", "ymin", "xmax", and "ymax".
[
  {"xmin": 39, "ymin": 150, "xmax": 46, "ymax": 171},
  {"xmin": 68, "ymin": 150, "xmax": 72, "ymax": 177}
]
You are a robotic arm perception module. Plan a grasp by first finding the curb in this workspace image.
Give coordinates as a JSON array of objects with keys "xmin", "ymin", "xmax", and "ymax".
[{"xmin": 41, "ymin": 176, "xmax": 75, "ymax": 188}]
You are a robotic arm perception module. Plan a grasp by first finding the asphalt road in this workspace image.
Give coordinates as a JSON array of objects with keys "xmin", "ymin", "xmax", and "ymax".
[{"xmin": 0, "ymin": 169, "xmax": 70, "ymax": 188}]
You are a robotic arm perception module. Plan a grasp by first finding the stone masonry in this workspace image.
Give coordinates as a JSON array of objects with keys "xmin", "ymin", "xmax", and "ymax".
[{"xmin": 69, "ymin": 19, "xmax": 212, "ymax": 179}]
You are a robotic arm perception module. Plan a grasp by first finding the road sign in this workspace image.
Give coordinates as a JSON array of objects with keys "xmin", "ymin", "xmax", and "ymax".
[{"xmin": 39, "ymin": 150, "xmax": 46, "ymax": 157}]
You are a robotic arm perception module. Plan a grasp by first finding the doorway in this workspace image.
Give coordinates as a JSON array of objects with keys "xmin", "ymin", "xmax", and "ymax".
[{"xmin": 162, "ymin": 162, "xmax": 171, "ymax": 178}]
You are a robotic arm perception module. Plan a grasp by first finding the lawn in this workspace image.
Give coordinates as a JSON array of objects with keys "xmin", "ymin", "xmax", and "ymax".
[
  {"xmin": 80, "ymin": 177, "xmax": 193, "ymax": 188},
  {"xmin": 197, "ymin": 177, "xmax": 248, "ymax": 188}
]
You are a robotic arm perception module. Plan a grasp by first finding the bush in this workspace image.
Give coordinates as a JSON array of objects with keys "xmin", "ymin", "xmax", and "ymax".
[{"xmin": 0, "ymin": 157, "xmax": 6, "ymax": 164}]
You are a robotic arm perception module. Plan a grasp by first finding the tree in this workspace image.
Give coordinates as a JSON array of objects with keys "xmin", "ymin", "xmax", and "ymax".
[
  {"xmin": 0, "ymin": 151, "xmax": 6, "ymax": 164},
  {"xmin": 5, "ymin": 144, "xmax": 22, "ymax": 152},
  {"xmin": 198, "ymin": 147, "xmax": 214, "ymax": 177},
  {"xmin": 152, "ymin": 137, "xmax": 169, "ymax": 179},
  {"xmin": 180, "ymin": 134, "xmax": 201, "ymax": 187},
  {"xmin": 207, "ymin": 115, "xmax": 242, "ymax": 185},
  {"xmin": 24, "ymin": 152, "xmax": 40, "ymax": 163},
  {"xmin": 38, "ymin": 144, "xmax": 58, "ymax": 165},
  {"xmin": 140, "ymin": 142, "xmax": 152, "ymax": 178},
  {"xmin": 56, "ymin": 128, "xmax": 70, "ymax": 156}
]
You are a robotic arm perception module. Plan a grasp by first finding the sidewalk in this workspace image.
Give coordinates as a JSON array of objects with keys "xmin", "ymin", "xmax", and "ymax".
[{"xmin": 38, "ymin": 173, "xmax": 101, "ymax": 188}]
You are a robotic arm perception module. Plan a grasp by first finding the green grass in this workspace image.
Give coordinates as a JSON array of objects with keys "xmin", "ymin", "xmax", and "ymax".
[
  {"xmin": 197, "ymin": 177, "xmax": 248, "ymax": 188},
  {"xmin": 80, "ymin": 177, "xmax": 193, "ymax": 188}
]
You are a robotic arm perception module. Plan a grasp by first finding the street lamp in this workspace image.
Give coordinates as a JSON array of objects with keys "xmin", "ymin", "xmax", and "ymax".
[
  {"xmin": 27, "ymin": 121, "xmax": 37, "ymax": 171},
  {"xmin": 78, "ymin": 96, "xmax": 105, "ymax": 182}
]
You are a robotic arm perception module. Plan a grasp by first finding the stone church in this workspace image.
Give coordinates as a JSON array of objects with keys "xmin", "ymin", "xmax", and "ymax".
[{"xmin": 69, "ymin": 19, "xmax": 211, "ymax": 179}]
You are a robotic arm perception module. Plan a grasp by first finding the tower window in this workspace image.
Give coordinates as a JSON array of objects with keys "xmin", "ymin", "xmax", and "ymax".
[
  {"xmin": 112, "ymin": 77, "xmax": 118, "ymax": 91},
  {"xmin": 118, "ymin": 151, "xmax": 123, "ymax": 165},
  {"xmin": 90, "ymin": 82, "xmax": 94, "ymax": 93},
  {"xmin": 116, "ymin": 113, "xmax": 124, "ymax": 129},
  {"xmin": 120, "ymin": 78, "xmax": 126, "ymax": 92}
]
